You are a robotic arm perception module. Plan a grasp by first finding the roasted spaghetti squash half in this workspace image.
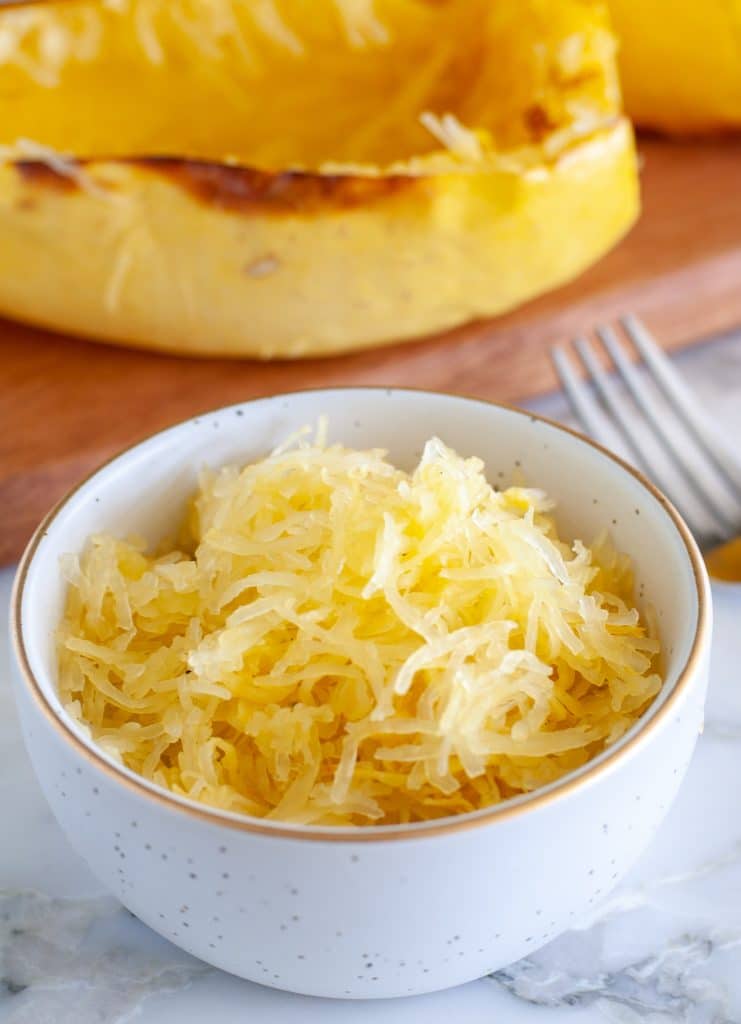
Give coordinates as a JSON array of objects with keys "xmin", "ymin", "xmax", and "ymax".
[
  {"xmin": 609, "ymin": 0, "xmax": 741, "ymax": 134},
  {"xmin": 0, "ymin": 0, "xmax": 638, "ymax": 358}
]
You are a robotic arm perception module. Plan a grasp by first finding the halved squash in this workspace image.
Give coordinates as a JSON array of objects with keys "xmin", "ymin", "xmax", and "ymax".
[
  {"xmin": 0, "ymin": 0, "xmax": 638, "ymax": 358},
  {"xmin": 609, "ymin": 0, "xmax": 741, "ymax": 134}
]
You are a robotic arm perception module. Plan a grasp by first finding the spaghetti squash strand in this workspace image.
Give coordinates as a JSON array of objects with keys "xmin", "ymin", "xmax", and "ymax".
[{"xmin": 58, "ymin": 432, "xmax": 661, "ymax": 825}]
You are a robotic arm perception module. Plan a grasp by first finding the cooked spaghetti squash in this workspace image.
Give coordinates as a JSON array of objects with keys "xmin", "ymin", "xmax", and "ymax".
[
  {"xmin": 58, "ymin": 431, "xmax": 661, "ymax": 825},
  {"xmin": 0, "ymin": 0, "xmax": 638, "ymax": 357},
  {"xmin": 609, "ymin": 0, "xmax": 741, "ymax": 134}
]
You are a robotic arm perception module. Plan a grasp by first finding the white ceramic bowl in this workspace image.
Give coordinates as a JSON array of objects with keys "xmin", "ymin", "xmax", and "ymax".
[{"xmin": 11, "ymin": 388, "xmax": 711, "ymax": 999}]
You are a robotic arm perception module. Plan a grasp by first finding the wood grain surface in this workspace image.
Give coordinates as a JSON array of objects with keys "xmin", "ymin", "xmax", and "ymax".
[{"xmin": 3, "ymin": 136, "xmax": 741, "ymax": 564}]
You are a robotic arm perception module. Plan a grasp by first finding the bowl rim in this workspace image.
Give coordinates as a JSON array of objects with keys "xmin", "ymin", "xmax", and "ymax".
[{"xmin": 11, "ymin": 386, "xmax": 711, "ymax": 843}]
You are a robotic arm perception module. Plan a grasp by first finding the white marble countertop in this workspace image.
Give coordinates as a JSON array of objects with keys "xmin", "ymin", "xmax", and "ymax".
[{"xmin": 3, "ymin": 331, "xmax": 741, "ymax": 1023}]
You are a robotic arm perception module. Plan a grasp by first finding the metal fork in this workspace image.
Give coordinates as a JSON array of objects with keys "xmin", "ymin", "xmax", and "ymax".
[{"xmin": 551, "ymin": 315, "xmax": 741, "ymax": 552}]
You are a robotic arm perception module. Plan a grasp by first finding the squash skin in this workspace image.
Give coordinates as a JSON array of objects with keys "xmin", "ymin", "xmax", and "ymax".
[
  {"xmin": 609, "ymin": 0, "xmax": 741, "ymax": 134},
  {"xmin": 0, "ymin": 125, "xmax": 637, "ymax": 358},
  {"xmin": 0, "ymin": 0, "xmax": 639, "ymax": 357}
]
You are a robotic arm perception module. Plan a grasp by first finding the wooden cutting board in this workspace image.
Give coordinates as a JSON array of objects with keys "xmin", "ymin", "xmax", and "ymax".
[{"xmin": 3, "ymin": 136, "xmax": 741, "ymax": 565}]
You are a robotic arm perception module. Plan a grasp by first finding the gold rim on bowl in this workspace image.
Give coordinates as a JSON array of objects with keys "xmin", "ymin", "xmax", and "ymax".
[{"xmin": 11, "ymin": 387, "xmax": 711, "ymax": 842}]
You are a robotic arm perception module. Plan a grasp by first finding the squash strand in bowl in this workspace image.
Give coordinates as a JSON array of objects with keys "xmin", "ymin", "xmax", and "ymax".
[{"xmin": 58, "ymin": 434, "xmax": 661, "ymax": 825}]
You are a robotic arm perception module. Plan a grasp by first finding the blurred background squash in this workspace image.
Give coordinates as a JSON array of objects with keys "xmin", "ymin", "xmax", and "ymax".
[
  {"xmin": 609, "ymin": 0, "xmax": 741, "ymax": 134},
  {"xmin": 0, "ymin": 0, "xmax": 638, "ymax": 358}
]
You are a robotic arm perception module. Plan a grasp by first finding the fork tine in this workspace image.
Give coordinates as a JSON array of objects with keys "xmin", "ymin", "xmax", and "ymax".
[
  {"xmin": 570, "ymin": 335, "xmax": 726, "ymax": 548},
  {"xmin": 550, "ymin": 345, "xmax": 619, "ymax": 450},
  {"xmin": 597, "ymin": 324, "xmax": 739, "ymax": 534},
  {"xmin": 554, "ymin": 341, "xmax": 702, "ymax": 538},
  {"xmin": 572, "ymin": 336, "xmax": 659, "ymax": 474},
  {"xmin": 622, "ymin": 315, "xmax": 741, "ymax": 497}
]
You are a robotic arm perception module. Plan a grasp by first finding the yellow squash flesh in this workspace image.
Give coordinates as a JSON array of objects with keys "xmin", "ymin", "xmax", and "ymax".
[
  {"xmin": 609, "ymin": 0, "xmax": 741, "ymax": 134},
  {"xmin": 0, "ymin": 0, "xmax": 638, "ymax": 358}
]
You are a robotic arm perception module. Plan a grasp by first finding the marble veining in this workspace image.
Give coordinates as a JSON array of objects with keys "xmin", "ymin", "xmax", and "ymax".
[
  {"xmin": 1, "ymin": 890, "xmax": 206, "ymax": 1024},
  {"xmin": 492, "ymin": 934, "xmax": 736, "ymax": 1021},
  {"xmin": 490, "ymin": 742, "xmax": 741, "ymax": 1024},
  {"xmin": 3, "ymin": 330, "xmax": 741, "ymax": 1022}
]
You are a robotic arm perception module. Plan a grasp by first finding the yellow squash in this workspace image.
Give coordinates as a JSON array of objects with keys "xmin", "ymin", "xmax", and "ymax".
[
  {"xmin": 0, "ymin": 0, "xmax": 638, "ymax": 358},
  {"xmin": 609, "ymin": 0, "xmax": 741, "ymax": 133}
]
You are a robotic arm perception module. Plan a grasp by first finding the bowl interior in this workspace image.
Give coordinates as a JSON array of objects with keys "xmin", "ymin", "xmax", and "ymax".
[{"xmin": 18, "ymin": 388, "xmax": 702, "ymax": 822}]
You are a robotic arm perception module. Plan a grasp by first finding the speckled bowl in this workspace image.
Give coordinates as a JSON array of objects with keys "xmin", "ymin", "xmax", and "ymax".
[{"xmin": 10, "ymin": 388, "xmax": 712, "ymax": 999}]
